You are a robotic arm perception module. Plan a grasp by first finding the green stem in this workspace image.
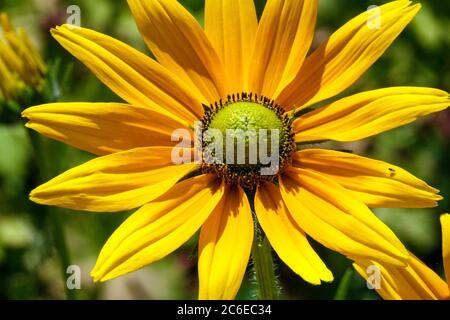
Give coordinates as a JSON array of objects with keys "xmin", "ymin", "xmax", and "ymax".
[
  {"xmin": 334, "ymin": 268, "xmax": 353, "ymax": 300},
  {"xmin": 252, "ymin": 233, "xmax": 279, "ymax": 300},
  {"xmin": 51, "ymin": 211, "xmax": 76, "ymax": 300},
  {"xmin": 28, "ymin": 131, "xmax": 75, "ymax": 300}
]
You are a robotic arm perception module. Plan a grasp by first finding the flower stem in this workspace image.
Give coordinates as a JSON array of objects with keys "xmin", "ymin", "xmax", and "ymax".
[
  {"xmin": 51, "ymin": 210, "xmax": 76, "ymax": 300},
  {"xmin": 28, "ymin": 131, "xmax": 75, "ymax": 299},
  {"xmin": 334, "ymin": 268, "xmax": 353, "ymax": 300},
  {"xmin": 251, "ymin": 231, "xmax": 280, "ymax": 300}
]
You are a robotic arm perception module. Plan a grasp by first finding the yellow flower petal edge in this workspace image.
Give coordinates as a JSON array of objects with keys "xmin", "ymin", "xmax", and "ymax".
[
  {"xmin": 353, "ymin": 256, "xmax": 449, "ymax": 300},
  {"xmin": 29, "ymin": 147, "xmax": 198, "ymax": 212},
  {"xmin": 294, "ymin": 149, "xmax": 442, "ymax": 208},
  {"xmin": 0, "ymin": 51, "xmax": 22, "ymax": 100},
  {"xmin": 441, "ymin": 214, "xmax": 450, "ymax": 288},
  {"xmin": 0, "ymin": 39, "xmax": 23, "ymax": 78},
  {"xmin": 277, "ymin": 1, "xmax": 420, "ymax": 109},
  {"xmin": 51, "ymin": 25, "xmax": 201, "ymax": 124},
  {"xmin": 22, "ymin": 103, "xmax": 189, "ymax": 156},
  {"xmin": 249, "ymin": 0, "xmax": 318, "ymax": 98},
  {"xmin": 198, "ymin": 185, "xmax": 253, "ymax": 300},
  {"xmin": 205, "ymin": 0, "xmax": 257, "ymax": 93},
  {"xmin": 255, "ymin": 183, "xmax": 333, "ymax": 285},
  {"xmin": 355, "ymin": 252, "xmax": 449, "ymax": 300},
  {"xmin": 353, "ymin": 260, "xmax": 405, "ymax": 299},
  {"xmin": 352, "ymin": 214, "xmax": 450, "ymax": 300},
  {"xmin": 280, "ymin": 168, "xmax": 408, "ymax": 266},
  {"xmin": 294, "ymin": 87, "xmax": 450, "ymax": 142},
  {"xmin": 406, "ymin": 253, "xmax": 449, "ymax": 299},
  {"xmin": 92, "ymin": 175, "xmax": 224, "ymax": 282},
  {"xmin": 127, "ymin": 0, "xmax": 226, "ymax": 103}
]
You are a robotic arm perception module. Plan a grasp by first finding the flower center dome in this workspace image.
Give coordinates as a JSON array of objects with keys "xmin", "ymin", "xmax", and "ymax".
[{"xmin": 200, "ymin": 93, "xmax": 295, "ymax": 189}]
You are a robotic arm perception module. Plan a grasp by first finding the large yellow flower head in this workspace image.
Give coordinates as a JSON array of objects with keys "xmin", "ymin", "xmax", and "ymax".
[
  {"xmin": 0, "ymin": 13, "xmax": 45, "ymax": 102},
  {"xmin": 22, "ymin": 0, "xmax": 449, "ymax": 299}
]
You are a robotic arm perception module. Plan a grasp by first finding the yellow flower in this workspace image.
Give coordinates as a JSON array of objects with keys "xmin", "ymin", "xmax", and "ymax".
[
  {"xmin": 22, "ymin": 0, "xmax": 449, "ymax": 299},
  {"xmin": 0, "ymin": 13, "xmax": 45, "ymax": 102},
  {"xmin": 353, "ymin": 214, "xmax": 450, "ymax": 300}
]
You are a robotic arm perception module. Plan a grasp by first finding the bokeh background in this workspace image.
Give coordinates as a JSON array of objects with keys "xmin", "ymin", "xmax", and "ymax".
[{"xmin": 0, "ymin": 0, "xmax": 449, "ymax": 299}]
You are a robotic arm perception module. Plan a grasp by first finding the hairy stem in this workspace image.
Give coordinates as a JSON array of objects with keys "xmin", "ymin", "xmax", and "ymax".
[{"xmin": 251, "ymin": 230, "xmax": 280, "ymax": 300}]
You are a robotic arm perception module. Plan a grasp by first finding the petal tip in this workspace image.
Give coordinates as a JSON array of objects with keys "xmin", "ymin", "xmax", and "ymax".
[
  {"xmin": 29, "ymin": 190, "xmax": 37, "ymax": 201},
  {"xmin": 408, "ymin": 3, "xmax": 422, "ymax": 14},
  {"xmin": 308, "ymin": 279, "xmax": 322, "ymax": 286},
  {"xmin": 50, "ymin": 25, "xmax": 72, "ymax": 37},
  {"xmin": 322, "ymin": 272, "xmax": 334, "ymax": 283},
  {"xmin": 90, "ymin": 264, "xmax": 110, "ymax": 283},
  {"xmin": 90, "ymin": 270, "xmax": 102, "ymax": 283},
  {"xmin": 28, "ymin": 195, "xmax": 43, "ymax": 206},
  {"xmin": 29, "ymin": 187, "xmax": 48, "ymax": 205},
  {"xmin": 49, "ymin": 26, "xmax": 59, "ymax": 35}
]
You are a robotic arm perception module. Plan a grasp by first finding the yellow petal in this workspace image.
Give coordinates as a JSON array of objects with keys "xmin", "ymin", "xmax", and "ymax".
[
  {"xmin": 407, "ymin": 253, "xmax": 450, "ymax": 299},
  {"xmin": 198, "ymin": 185, "xmax": 253, "ymax": 300},
  {"xmin": 19, "ymin": 28, "xmax": 46, "ymax": 76},
  {"xmin": 255, "ymin": 183, "xmax": 333, "ymax": 285},
  {"xmin": 277, "ymin": 1, "xmax": 421, "ymax": 109},
  {"xmin": 0, "ymin": 50, "xmax": 21, "ymax": 100},
  {"xmin": 441, "ymin": 214, "xmax": 450, "ymax": 288},
  {"xmin": 205, "ymin": 0, "xmax": 257, "ymax": 93},
  {"xmin": 294, "ymin": 149, "xmax": 442, "ymax": 208},
  {"xmin": 294, "ymin": 87, "xmax": 450, "ymax": 142},
  {"xmin": 249, "ymin": 0, "xmax": 318, "ymax": 98},
  {"xmin": 352, "ymin": 259, "xmax": 411, "ymax": 300},
  {"xmin": 353, "ymin": 255, "xmax": 450, "ymax": 300},
  {"xmin": 356, "ymin": 259, "xmax": 422, "ymax": 300},
  {"xmin": 127, "ymin": 0, "xmax": 226, "ymax": 103},
  {"xmin": 91, "ymin": 175, "xmax": 224, "ymax": 281},
  {"xmin": 0, "ymin": 39, "xmax": 23, "ymax": 80},
  {"xmin": 280, "ymin": 168, "xmax": 407, "ymax": 266},
  {"xmin": 30, "ymin": 147, "xmax": 198, "ymax": 212},
  {"xmin": 22, "ymin": 103, "xmax": 190, "ymax": 156},
  {"xmin": 51, "ymin": 25, "xmax": 202, "ymax": 123}
]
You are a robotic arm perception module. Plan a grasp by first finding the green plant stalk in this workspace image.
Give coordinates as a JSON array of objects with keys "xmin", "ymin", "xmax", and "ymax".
[
  {"xmin": 334, "ymin": 268, "xmax": 353, "ymax": 300},
  {"xmin": 251, "ymin": 231, "xmax": 280, "ymax": 300},
  {"xmin": 28, "ymin": 131, "xmax": 76, "ymax": 300},
  {"xmin": 51, "ymin": 211, "xmax": 76, "ymax": 300}
]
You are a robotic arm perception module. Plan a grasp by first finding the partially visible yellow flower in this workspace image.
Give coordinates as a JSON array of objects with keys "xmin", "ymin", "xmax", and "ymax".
[
  {"xmin": 354, "ymin": 214, "xmax": 450, "ymax": 300},
  {"xmin": 0, "ymin": 13, "xmax": 45, "ymax": 102}
]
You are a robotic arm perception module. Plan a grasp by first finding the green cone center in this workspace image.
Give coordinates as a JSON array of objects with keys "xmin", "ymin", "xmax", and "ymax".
[
  {"xmin": 201, "ymin": 98, "xmax": 295, "ymax": 189},
  {"xmin": 209, "ymin": 101, "xmax": 285, "ymax": 135},
  {"xmin": 208, "ymin": 102, "xmax": 288, "ymax": 165}
]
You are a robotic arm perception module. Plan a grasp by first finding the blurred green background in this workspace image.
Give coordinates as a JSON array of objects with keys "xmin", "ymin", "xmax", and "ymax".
[{"xmin": 0, "ymin": 0, "xmax": 449, "ymax": 300}]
